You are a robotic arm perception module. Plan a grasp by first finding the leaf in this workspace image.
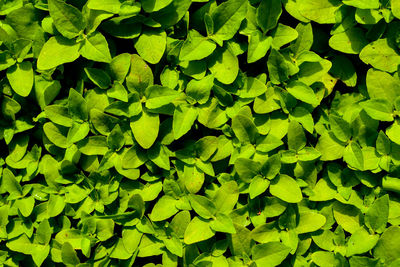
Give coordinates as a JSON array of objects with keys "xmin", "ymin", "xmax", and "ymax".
[
  {"xmin": 272, "ymin": 23, "xmax": 298, "ymax": 49},
  {"xmin": 252, "ymin": 242, "xmax": 291, "ymax": 267},
  {"xmin": 256, "ymin": 0, "xmax": 282, "ymax": 33},
  {"xmin": 208, "ymin": 46, "xmax": 239, "ymax": 85},
  {"xmin": 7, "ymin": 61, "xmax": 33, "ymax": 97},
  {"xmin": 343, "ymin": 0, "xmax": 379, "ymax": 9},
  {"xmin": 37, "ymin": 36, "xmax": 80, "ymax": 70},
  {"xmin": 184, "ymin": 216, "xmax": 215, "ymax": 245},
  {"xmin": 173, "ymin": 105, "xmax": 198, "ymax": 140},
  {"xmin": 360, "ymin": 99, "xmax": 394, "ymax": 122},
  {"xmin": 360, "ymin": 39, "xmax": 400, "ymax": 73},
  {"xmin": 68, "ymin": 88, "xmax": 88, "ymax": 121},
  {"xmin": 298, "ymin": 0, "xmax": 342, "ymax": 24},
  {"xmin": 43, "ymin": 122, "xmax": 68, "ymax": 148},
  {"xmin": 134, "ymin": 28, "xmax": 166, "ymax": 64},
  {"xmin": 329, "ymin": 28, "xmax": 368, "ymax": 54},
  {"xmin": 286, "ymin": 81, "xmax": 319, "ymax": 106},
  {"xmin": 268, "ymin": 49, "xmax": 289, "ymax": 84},
  {"xmin": 213, "ymin": 181, "xmax": 239, "ymax": 213},
  {"xmin": 85, "ymin": 67, "xmax": 111, "ymax": 89},
  {"xmin": 365, "ymin": 194, "xmax": 389, "ymax": 233},
  {"xmin": 287, "ymin": 120, "xmax": 306, "ymax": 151},
  {"xmin": 210, "ymin": 0, "xmax": 247, "ymax": 43},
  {"xmin": 269, "ymin": 175, "xmax": 303, "ymax": 203},
  {"xmin": 247, "ymin": 31, "xmax": 272, "ymax": 63},
  {"xmin": 210, "ymin": 213, "xmax": 236, "ymax": 234},
  {"xmin": 366, "ymin": 69, "xmax": 400, "ymax": 102},
  {"xmin": 329, "ymin": 115, "xmax": 351, "ymax": 142},
  {"xmin": 231, "ymin": 114, "xmax": 258, "ymax": 144},
  {"xmin": 141, "ymin": 0, "xmax": 173, "ymax": 12},
  {"xmin": 87, "ymin": 0, "xmax": 121, "ymax": 13},
  {"xmin": 373, "ymin": 226, "xmax": 400, "ymax": 264},
  {"xmin": 77, "ymin": 136, "xmax": 109, "ymax": 155},
  {"xmin": 315, "ymin": 132, "xmax": 345, "ymax": 161},
  {"xmin": 145, "ymin": 85, "xmax": 180, "ymax": 109},
  {"xmin": 61, "ymin": 242, "xmax": 80, "ymax": 265},
  {"xmin": 130, "ymin": 110, "xmax": 159, "ymax": 149},
  {"xmin": 179, "ymin": 30, "xmax": 216, "ymax": 61},
  {"xmin": 296, "ymin": 212, "xmax": 326, "ymax": 234},
  {"xmin": 48, "ymin": 0, "xmax": 85, "ymax": 39},
  {"xmin": 186, "ymin": 75, "xmax": 214, "ymax": 104},
  {"xmin": 126, "ymin": 54, "xmax": 154, "ymax": 93},
  {"xmin": 249, "ymin": 176, "xmax": 270, "ymax": 199},
  {"xmin": 79, "ymin": 31, "xmax": 112, "ymax": 63},
  {"xmin": 188, "ymin": 194, "xmax": 216, "ymax": 219},
  {"xmin": 333, "ymin": 202, "xmax": 362, "ymax": 234},
  {"xmin": 150, "ymin": 195, "xmax": 179, "ymax": 221},
  {"xmin": 346, "ymin": 227, "xmax": 379, "ymax": 257}
]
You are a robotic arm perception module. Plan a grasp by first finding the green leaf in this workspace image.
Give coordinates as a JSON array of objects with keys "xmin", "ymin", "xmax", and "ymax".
[
  {"xmin": 184, "ymin": 216, "xmax": 215, "ymax": 245},
  {"xmin": 145, "ymin": 85, "xmax": 180, "ymax": 109},
  {"xmin": 37, "ymin": 36, "xmax": 80, "ymax": 70},
  {"xmin": 231, "ymin": 114, "xmax": 258, "ymax": 144},
  {"xmin": 186, "ymin": 75, "xmax": 214, "ymax": 104},
  {"xmin": 209, "ymin": 213, "xmax": 236, "ymax": 234},
  {"xmin": 393, "ymin": 0, "xmax": 400, "ymax": 19},
  {"xmin": 79, "ymin": 31, "xmax": 112, "ymax": 63},
  {"xmin": 134, "ymin": 28, "xmax": 166, "ymax": 64},
  {"xmin": 85, "ymin": 67, "xmax": 111, "ymax": 89},
  {"xmin": 270, "ymin": 175, "xmax": 303, "ymax": 203},
  {"xmin": 296, "ymin": 212, "xmax": 326, "ymax": 234},
  {"xmin": 189, "ymin": 194, "xmax": 216, "ymax": 219},
  {"xmin": 360, "ymin": 99, "xmax": 394, "ymax": 122},
  {"xmin": 333, "ymin": 202, "xmax": 362, "ymax": 234},
  {"xmin": 365, "ymin": 194, "xmax": 389, "ymax": 233},
  {"xmin": 329, "ymin": 28, "xmax": 368, "ymax": 54},
  {"xmin": 252, "ymin": 242, "xmax": 291, "ymax": 267},
  {"xmin": 234, "ymin": 158, "xmax": 261, "ymax": 183},
  {"xmin": 173, "ymin": 105, "xmax": 198, "ymax": 140},
  {"xmin": 179, "ymin": 30, "xmax": 216, "ymax": 61},
  {"xmin": 249, "ymin": 176, "xmax": 270, "ymax": 199},
  {"xmin": 61, "ymin": 242, "xmax": 80, "ymax": 265},
  {"xmin": 130, "ymin": 110, "xmax": 160, "ymax": 149},
  {"xmin": 43, "ymin": 122, "xmax": 68, "ymax": 148},
  {"xmin": 48, "ymin": 0, "xmax": 85, "ymax": 39},
  {"xmin": 298, "ymin": 0, "xmax": 342, "ymax": 24},
  {"xmin": 77, "ymin": 136, "xmax": 109, "ymax": 155},
  {"xmin": 373, "ymin": 226, "xmax": 400, "ymax": 264},
  {"xmin": 329, "ymin": 115, "xmax": 351, "ymax": 142},
  {"xmin": 268, "ymin": 49, "xmax": 289, "ymax": 84},
  {"xmin": 66, "ymin": 122, "xmax": 89, "ymax": 145},
  {"xmin": 126, "ymin": 54, "xmax": 154, "ymax": 93},
  {"xmin": 210, "ymin": 0, "xmax": 247, "ymax": 44},
  {"xmin": 272, "ymin": 23, "xmax": 298, "ymax": 49},
  {"xmin": 142, "ymin": 0, "xmax": 173, "ymax": 12},
  {"xmin": 247, "ymin": 31, "xmax": 272, "ymax": 63},
  {"xmin": 208, "ymin": 46, "xmax": 239, "ymax": 85},
  {"xmin": 286, "ymin": 81, "xmax": 319, "ymax": 106},
  {"xmin": 287, "ymin": 120, "xmax": 306, "ymax": 151},
  {"xmin": 360, "ymin": 39, "xmax": 400, "ymax": 73},
  {"xmin": 149, "ymin": 195, "xmax": 179, "ymax": 221},
  {"xmin": 87, "ymin": 0, "xmax": 121, "ymax": 13},
  {"xmin": 96, "ymin": 219, "xmax": 114, "ymax": 241},
  {"xmin": 366, "ymin": 69, "xmax": 400, "ymax": 102},
  {"xmin": 68, "ymin": 88, "xmax": 88, "ymax": 121},
  {"xmin": 343, "ymin": 0, "xmax": 379, "ymax": 9},
  {"xmin": 213, "ymin": 181, "xmax": 239, "ymax": 213},
  {"xmin": 7, "ymin": 61, "xmax": 33, "ymax": 97},
  {"xmin": 346, "ymin": 227, "xmax": 379, "ymax": 257},
  {"xmin": 256, "ymin": 0, "xmax": 282, "ymax": 33}
]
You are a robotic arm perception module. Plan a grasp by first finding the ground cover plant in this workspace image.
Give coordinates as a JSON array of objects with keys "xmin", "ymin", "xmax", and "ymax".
[{"xmin": 2, "ymin": 0, "xmax": 400, "ymax": 266}]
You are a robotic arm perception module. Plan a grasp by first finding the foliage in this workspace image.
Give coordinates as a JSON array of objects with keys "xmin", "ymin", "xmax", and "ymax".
[{"xmin": 1, "ymin": 0, "xmax": 400, "ymax": 266}]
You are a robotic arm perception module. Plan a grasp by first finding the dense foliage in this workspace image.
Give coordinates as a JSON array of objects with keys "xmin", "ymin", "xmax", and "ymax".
[{"xmin": 2, "ymin": 0, "xmax": 400, "ymax": 266}]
